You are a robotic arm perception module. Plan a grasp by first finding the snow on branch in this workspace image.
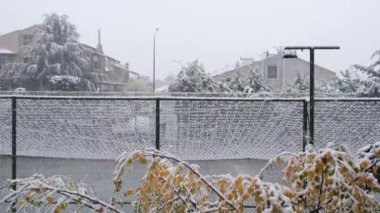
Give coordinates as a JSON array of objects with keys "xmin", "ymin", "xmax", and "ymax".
[
  {"xmin": 2, "ymin": 143, "xmax": 380, "ymax": 212},
  {"xmin": 0, "ymin": 175, "xmax": 122, "ymax": 213}
]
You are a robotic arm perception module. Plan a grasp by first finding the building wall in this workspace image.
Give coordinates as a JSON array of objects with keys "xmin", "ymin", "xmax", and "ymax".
[
  {"xmin": 282, "ymin": 58, "xmax": 336, "ymax": 85},
  {"xmin": 0, "ymin": 31, "xmax": 20, "ymax": 54},
  {"xmin": 212, "ymin": 54, "xmax": 336, "ymax": 92},
  {"xmin": 261, "ymin": 55, "xmax": 284, "ymax": 91},
  {"xmin": 0, "ymin": 25, "xmax": 38, "ymax": 63}
]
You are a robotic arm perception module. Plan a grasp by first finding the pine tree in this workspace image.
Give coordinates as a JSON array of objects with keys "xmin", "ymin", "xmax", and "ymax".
[
  {"xmin": 225, "ymin": 72, "xmax": 244, "ymax": 93},
  {"xmin": 244, "ymin": 69, "xmax": 269, "ymax": 93},
  {"xmin": 1, "ymin": 13, "xmax": 95, "ymax": 91},
  {"xmin": 169, "ymin": 60, "xmax": 218, "ymax": 93}
]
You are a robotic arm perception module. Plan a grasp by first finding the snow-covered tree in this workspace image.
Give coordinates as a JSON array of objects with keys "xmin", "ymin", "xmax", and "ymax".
[
  {"xmin": 0, "ymin": 13, "xmax": 95, "ymax": 91},
  {"xmin": 354, "ymin": 50, "xmax": 380, "ymax": 97},
  {"xmin": 224, "ymin": 70, "xmax": 269, "ymax": 96},
  {"xmin": 286, "ymin": 72, "xmax": 309, "ymax": 94},
  {"xmin": 319, "ymin": 68, "xmax": 364, "ymax": 95},
  {"xmin": 225, "ymin": 73, "xmax": 244, "ymax": 93},
  {"xmin": 0, "ymin": 63, "xmax": 37, "ymax": 90},
  {"xmin": 321, "ymin": 50, "xmax": 380, "ymax": 96},
  {"xmin": 168, "ymin": 60, "xmax": 269, "ymax": 95},
  {"xmin": 244, "ymin": 69, "xmax": 269, "ymax": 93},
  {"xmin": 169, "ymin": 60, "xmax": 219, "ymax": 93}
]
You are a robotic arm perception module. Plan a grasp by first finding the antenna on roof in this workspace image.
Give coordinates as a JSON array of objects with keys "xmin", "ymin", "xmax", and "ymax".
[{"xmin": 97, "ymin": 29, "xmax": 103, "ymax": 53}]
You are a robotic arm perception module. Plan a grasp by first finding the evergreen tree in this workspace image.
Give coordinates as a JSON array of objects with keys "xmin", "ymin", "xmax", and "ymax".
[
  {"xmin": 244, "ymin": 69, "xmax": 269, "ymax": 93},
  {"xmin": 1, "ymin": 13, "xmax": 95, "ymax": 91},
  {"xmin": 169, "ymin": 60, "xmax": 218, "ymax": 92},
  {"xmin": 223, "ymin": 70, "xmax": 269, "ymax": 96},
  {"xmin": 225, "ymin": 72, "xmax": 244, "ymax": 93},
  {"xmin": 286, "ymin": 72, "xmax": 309, "ymax": 94}
]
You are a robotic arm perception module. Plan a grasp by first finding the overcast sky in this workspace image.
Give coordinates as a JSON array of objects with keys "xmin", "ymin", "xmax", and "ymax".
[{"xmin": 1, "ymin": 0, "xmax": 379, "ymax": 79}]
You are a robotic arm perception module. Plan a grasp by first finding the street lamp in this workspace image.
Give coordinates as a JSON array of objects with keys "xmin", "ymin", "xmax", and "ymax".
[
  {"xmin": 153, "ymin": 28, "xmax": 159, "ymax": 92},
  {"xmin": 283, "ymin": 46, "xmax": 340, "ymax": 146}
]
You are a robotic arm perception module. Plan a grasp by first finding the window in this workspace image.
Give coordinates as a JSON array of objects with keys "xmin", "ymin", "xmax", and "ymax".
[{"xmin": 267, "ymin": 66, "xmax": 277, "ymax": 79}]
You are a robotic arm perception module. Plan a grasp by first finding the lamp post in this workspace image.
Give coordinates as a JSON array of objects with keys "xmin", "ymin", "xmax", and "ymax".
[
  {"xmin": 153, "ymin": 28, "xmax": 159, "ymax": 93},
  {"xmin": 284, "ymin": 46, "xmax": 340, "ymax": 145}
]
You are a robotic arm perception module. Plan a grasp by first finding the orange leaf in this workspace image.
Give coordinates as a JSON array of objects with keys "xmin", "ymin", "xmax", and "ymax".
[
  {"xmin": 125, "ymin": 188, "xmax": 134, "ymax": 197},
  {"xmin": 46, "ymin": 195, "xmax": 54, "ymax": 204},
  {"xmin": 360, "ymin": 160, "xmax": 370, "ymax": 170}
]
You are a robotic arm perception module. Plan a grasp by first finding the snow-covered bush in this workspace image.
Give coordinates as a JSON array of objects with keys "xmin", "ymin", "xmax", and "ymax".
[
  {"xmin": 2, "ymin": 144, "xmax": 380, "ymax": 212},
  {"xmin": 48, "ymin": 75, "xmax": 95, "ymax": 91},
  {"xmin": 169, "ymin": 60, "xmax": 221, "ymax": 93},
  {"xmin": 225, "ymin": 70, "xmax": 270, "ymax": 96},
  {"xmin": 286, "ymin": 72, "xmax": 309, "ymax": 94},
  {"xmin": 358, "ymin": 141, "xmax": 380, "ymax": 185}
]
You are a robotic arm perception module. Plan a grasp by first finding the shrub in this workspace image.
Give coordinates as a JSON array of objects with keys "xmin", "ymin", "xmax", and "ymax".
[{"xmin": 2, "ymin": 143, "xmax": 380, "ymax": 212}]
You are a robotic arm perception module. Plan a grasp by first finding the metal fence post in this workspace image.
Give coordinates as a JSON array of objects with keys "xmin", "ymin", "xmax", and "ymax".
[
  {"xmin": 11, "ymin": 97, "xmax": 17, "ymax": 187},
  {"xmin": 155, "ymin": 99, "xmax": 160, "ymax": 150},
  {"xmin": 11, "ymin": 97, "xmax": 17, "ymax": 212},
  {"xmin": 302, "ymin": 100, "xmax": 308, "ymax": 151}
]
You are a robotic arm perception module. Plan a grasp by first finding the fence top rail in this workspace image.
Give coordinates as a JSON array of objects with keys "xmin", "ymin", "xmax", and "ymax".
[
  {"xmin": 1, "ymin": 95, "xmax": 380, "ymax": 102},
  {"xmin": 315, "ymin": 97, "xmax": 380, "ymax": 101},
  {"xmin": 0, "ymin": 95, "xmax": 308, "ymax": 102}
]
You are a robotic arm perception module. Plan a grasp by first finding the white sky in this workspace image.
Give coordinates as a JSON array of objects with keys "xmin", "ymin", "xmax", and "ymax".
[{"xmin": 1, "ymin": 0, "xmax": 379, "ymax": 79}]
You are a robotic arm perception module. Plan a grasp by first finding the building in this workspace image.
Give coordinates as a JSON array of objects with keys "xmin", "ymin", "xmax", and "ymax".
[
  {"xmin": 213, "ymin": 51, "xmax": 336, "ymax": 92},
  {"xmin": 0, "ymin": 49, "xmax": 16, "ymax": 70},
  {"xmin": 0, "ymin": 26, "xmax": 139, "ymax": 91}
]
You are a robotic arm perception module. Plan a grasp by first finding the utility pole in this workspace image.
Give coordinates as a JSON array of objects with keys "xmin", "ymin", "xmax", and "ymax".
[
  {"xmin": 153, "ymin": 28, "xmax": 159, "ymax": 93},
  {"xmin": 284, "ymin": 46, "xmax": 340, "ymax": 145}
]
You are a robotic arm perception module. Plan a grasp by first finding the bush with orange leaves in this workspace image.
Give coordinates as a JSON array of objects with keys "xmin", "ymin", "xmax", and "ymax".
[{"xmin": 2, "ymin": 143, "xmax": 380, "ymax": 212}]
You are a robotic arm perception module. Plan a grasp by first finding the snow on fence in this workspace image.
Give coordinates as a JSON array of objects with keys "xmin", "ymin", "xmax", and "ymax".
[
  {"xmin": 160, "ymin": 99, "xmax": 305, "ymax": 160},
  {"xmin": 1, "ymin": 96, "xmax": 380, "ymax": 200},
  {"xmin": 0, "ymin": 96, "xmax": 305, "ymax": 160},
  {"xmin": 314, "ymin": 99, "xmax": 380, "ymax": 152},
  {"xmin": 1, "ymin": 96, "xmax": 380, "ymax": 161}
]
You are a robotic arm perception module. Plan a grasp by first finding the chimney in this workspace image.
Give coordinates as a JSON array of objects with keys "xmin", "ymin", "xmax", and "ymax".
[{"xmin": 97, "ymin": 29, "xmax": 103, "ymax": 53}]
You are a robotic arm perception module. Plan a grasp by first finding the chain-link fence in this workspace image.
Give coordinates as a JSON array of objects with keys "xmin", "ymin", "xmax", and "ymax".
[
  {"xmin": 314, "ymin": 98, "xmax": 380, "ymax": 152},
  {"xmin": 0, "ymin": 99, "xmax": 11, "ymax": 200},
  {"xmin": 160, "ymin": 99, "xmax": 305, "ymax": 160},
  {"xmin": 0, "ymin": 96, "xmax": 306, "ymax": 201},
  {"xmin": 1, "ymin": 95, "xmax": 380, "ymax": 206}
]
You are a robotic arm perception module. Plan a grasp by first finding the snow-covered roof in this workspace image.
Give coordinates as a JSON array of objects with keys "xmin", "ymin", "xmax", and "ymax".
[{"xmin": 0, "ymin": 49, "xmax": 16, "ymax": 54}]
